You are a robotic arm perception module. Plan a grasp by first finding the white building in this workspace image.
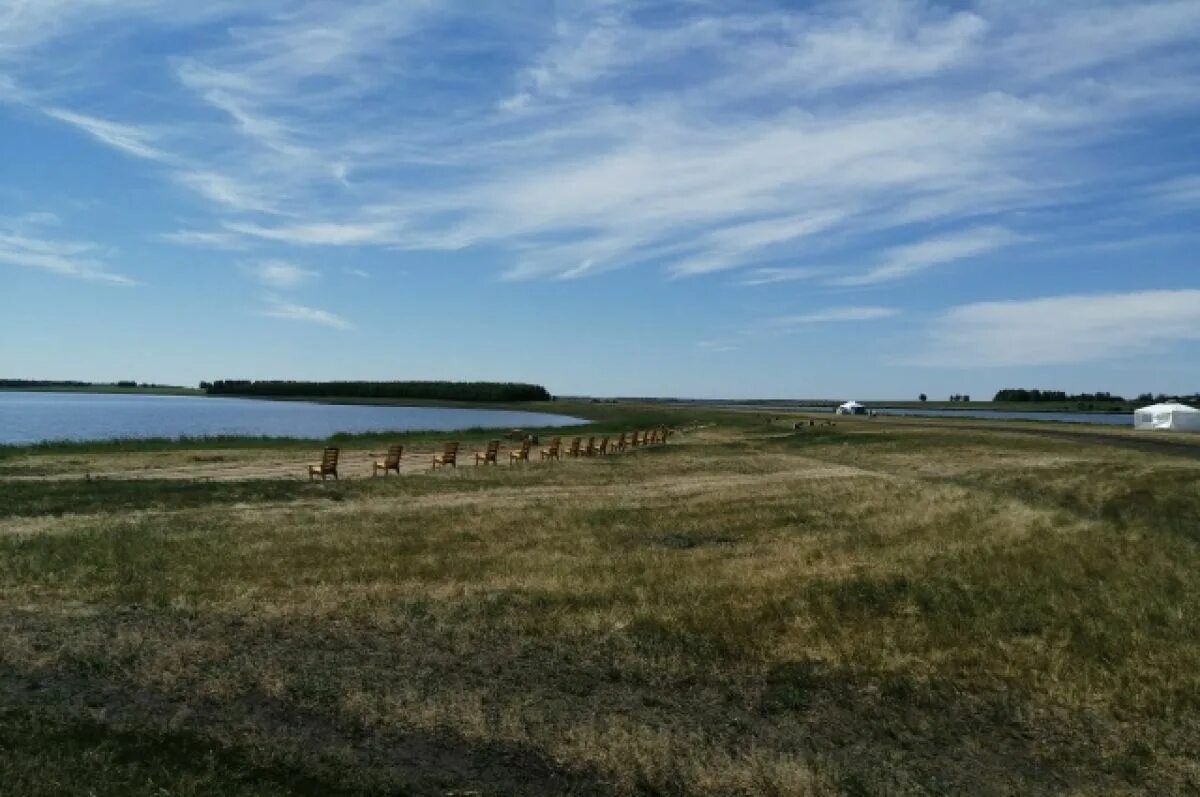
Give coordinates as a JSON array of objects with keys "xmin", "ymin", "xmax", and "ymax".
[
  {"xmin": 836, "ymin": 400, "xmax": 867, "ymax": 416},
  {"xmin": 1133, "ymin": 402, "xmax": 1200, "ymax": 432}
]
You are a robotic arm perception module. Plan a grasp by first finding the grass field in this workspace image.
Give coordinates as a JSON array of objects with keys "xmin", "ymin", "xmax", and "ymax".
[{"xmin": 2, "ymin": 406, "xmax": 1199, "ymax": 795}]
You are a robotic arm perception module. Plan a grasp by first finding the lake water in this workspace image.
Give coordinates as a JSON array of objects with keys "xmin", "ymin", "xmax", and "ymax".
[
  {"xmin": 720, "ymin": 404, "xmax": 1134, "ymax": 427},
  {"xmin": 0, "ymin": 392, "xmax": 585, "ymax": 445}
]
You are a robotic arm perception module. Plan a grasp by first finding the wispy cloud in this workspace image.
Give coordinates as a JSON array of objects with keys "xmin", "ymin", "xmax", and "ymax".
[
  {"xmin": 4, "ymin": 0, "xmax": 1200, "ymax": 288},
  {"xmin": 260, "ymin": 297, "xmax": 351, "ymax": 330},
  {"xmin": 1149, "ymin": 175, "xmax": 1200, "ymax": 206},
  {"xmin": 159, "ymin": 230, "xmax": 248, "ymax": 249},
  {"xmin": 697, "ymin": 339, "xmax": 738, "ymax": 353},
  {"xmin": 759, "ymin": 307, "xmax": 899, "ymax": 330},
  {"xmin": 739, "ymin": 267, "xmax": 827, "ymax": 287},
  {"xmin": 0, "ymin": 229, "xmax": 136, "ymax": 285},
  {"xmin": 244, "ymin": 260, "xmax": 318, "ymax": 289},
  {"xmin": 42, "ymin": 107, "xmax": 168, "ymax": 161},
  {"xmin": 830, "ymin": 227, "xmax": 1022, "ymax": 287},
  {"xmin": 911, "ymin": 289, "xmax": 1200, "ymax": 367}
]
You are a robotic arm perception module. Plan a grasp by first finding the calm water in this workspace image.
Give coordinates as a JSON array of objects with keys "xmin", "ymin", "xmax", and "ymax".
[
  {"xmin": 0, "ymin": 392, "xmax": 584, "ymax": 445},
  {"xmin": 722, "ymin": 404, "xmax": 1134, "ymax": 427}
]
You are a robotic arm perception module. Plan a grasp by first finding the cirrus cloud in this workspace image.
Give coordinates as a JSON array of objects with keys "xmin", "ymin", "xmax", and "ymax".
[{"xmin": 911, "ymin": 289, "xmax": 1200, "ymax": 367}]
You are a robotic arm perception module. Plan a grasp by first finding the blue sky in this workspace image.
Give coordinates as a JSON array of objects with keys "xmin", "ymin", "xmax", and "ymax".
[{"xmin": 2, "ymin": 0, "xmax": 1199, "ymax": 399}]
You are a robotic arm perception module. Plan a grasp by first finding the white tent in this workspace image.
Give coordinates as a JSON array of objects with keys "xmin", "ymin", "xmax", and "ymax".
[
  {"xmin": 1133, "ymin": 402, "xmax": 1200, "ymax": 432},
  {"xmin": 836, "ymin": 400, "xmax": 866, "ymax": 415}
]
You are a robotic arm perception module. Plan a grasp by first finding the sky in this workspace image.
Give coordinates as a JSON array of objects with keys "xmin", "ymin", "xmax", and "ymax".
[{"xmin": 1, "ymin": 0, "xmax": 1199, "ymax": 400}]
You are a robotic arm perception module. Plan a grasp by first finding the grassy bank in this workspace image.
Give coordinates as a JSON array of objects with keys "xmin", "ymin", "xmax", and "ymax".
[{"xmin": 1, "ymin": 407, "xmax": 1198, "ymax": 795}]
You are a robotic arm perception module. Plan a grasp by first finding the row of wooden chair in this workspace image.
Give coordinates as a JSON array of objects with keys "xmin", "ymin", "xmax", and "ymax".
[
  {"xmin": 308, "ymin": 444, "xmax": 406, "ymax": 480},
  {"xmin": 306, "ymin": 427, "xmax": 671, "ymax": 480},
  {"xmin": 536, "ymin": 427, "xmax": 670, "ymax": 461}
]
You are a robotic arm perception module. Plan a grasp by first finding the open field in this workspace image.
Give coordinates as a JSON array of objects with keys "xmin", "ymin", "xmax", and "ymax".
[{"xmin": 2, "ymin": 406, "xmax": 1199, "ymax": 795}]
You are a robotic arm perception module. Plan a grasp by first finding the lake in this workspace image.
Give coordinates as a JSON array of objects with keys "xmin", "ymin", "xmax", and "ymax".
[{"xmin": 0, "ymin": 392, "xmax": 585, "ymax": 445}]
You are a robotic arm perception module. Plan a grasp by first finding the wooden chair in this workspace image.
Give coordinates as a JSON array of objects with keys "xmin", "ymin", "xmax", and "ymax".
[
  {"xmin": 565, "ymin": 437, "xmax": 582, "ymax": 458},
  {"xmin": 509, "ymin": 438, "xmax": 531, "ymax": 463},
  {"xmin": 308, "ymin": 447, "xmax": 339, "ymax": 481},
  {"xmin": 650, "ymin": 429, "xmax": 660, "ymax": 444},
  {"xmin": 614, "ymin": 432, "xmax": 626, "ymax": 452},
  {"xmin": 581, "ymin": 436, "xmax": 596, "ymax": 456},
  {"xmin": 475, "ymin": 439, "xmax": 500, "ymax": 465},
  {"xmin": 540, "ymin": 437, "xmax": 561, "ymax": 460},
  {"xmin": 660, "ymin": 426, "xmax": 671, "ymax": 443},
  {"xmin": 630, "ymin": 431, "xmax": 641, "ymax": 448},
  {"xmin": 598, "ymin": 436, "xmax": 609, "ymax": 455},
  {"xmin": 372, "ymin": 444, "xmax": 403, "ymax": 476},
  {"xmin": 432, "ymin": 441, "xmax": 459, "ymax": 469}
]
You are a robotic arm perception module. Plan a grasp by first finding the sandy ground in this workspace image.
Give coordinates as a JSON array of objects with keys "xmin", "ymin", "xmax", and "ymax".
[{"xmin": 0, "ymin": 438, "xmax": 669, "ymax": 482}]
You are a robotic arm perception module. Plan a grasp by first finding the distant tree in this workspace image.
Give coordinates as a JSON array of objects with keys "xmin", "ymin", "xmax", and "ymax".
[
  {"xmin": 919, "ymin": 393, "xmax": 927, "ymax": 402},
  {"xmin": 202, "ymin": 380, "xmax": 552, "ymax": 402}
]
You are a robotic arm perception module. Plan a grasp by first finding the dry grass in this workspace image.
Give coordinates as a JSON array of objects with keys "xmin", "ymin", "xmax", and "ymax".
[{"xmin": 2, "ymin": 411, "xmax": 1200, "ymax": 795}]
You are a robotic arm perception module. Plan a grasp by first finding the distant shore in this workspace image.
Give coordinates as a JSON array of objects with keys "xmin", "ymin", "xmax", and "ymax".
[{"xmin": 0, "ymin": 385, "xmax": 202, "ymax": 396}]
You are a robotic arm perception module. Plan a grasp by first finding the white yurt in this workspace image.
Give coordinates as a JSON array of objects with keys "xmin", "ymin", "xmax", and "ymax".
[
  {"xmin": 1133, "ymin": 402, "xmax": 1200, "ymax": 432},
  {"xmin": 836, "ymin": 400, "xmax": 867, "ymax": 416}
]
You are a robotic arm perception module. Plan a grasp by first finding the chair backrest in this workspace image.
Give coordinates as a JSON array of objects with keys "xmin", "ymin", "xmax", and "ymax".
[
  {"xmin": 583, "ymin": 436, "xmax": 595, "ymax": 452},
  {"xmin": 442, "ymin": 441, "xmax": 459, "ymax": 462},
  {"xmin": 567, "ymin": 437, "xmax": 581, "ymax": 454},
  {"xmin": 386, "ymin": 444, "xmax": 403, "ymax": 465},
  {"xmin": 631, "ymin": 431, "xmax": 640, "ymax": 446},
  {"xmin": 616, "ymin": 433, "xmax": 626, "ymax": 447},
  {"xmin": 321, "ymin": 447, "xmax": 339, "ymax": 471},
  {"xmin": 547, "ymin": 438, "xmax": 560, "ymax": 454},
  {"xmin": 598, "ymin": 436, "xmax": 609, "ymax": 453},
  {"xmin": 518, "ymin": 438, "xmax": 531, "ymax": 454},
  {"xmin": 486, "ymin": 439, "xmax": 500, "ymax": 459}
]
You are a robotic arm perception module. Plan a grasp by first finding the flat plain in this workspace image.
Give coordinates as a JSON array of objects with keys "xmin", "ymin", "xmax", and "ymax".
[{"xmin": 2, "ymin": 405, "xmax": 1199, "ymax": 795}]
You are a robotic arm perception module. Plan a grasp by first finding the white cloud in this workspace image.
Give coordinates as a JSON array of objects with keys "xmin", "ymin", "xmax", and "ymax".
[
  {"xmin": 739, "ymin": 267, "xmax": 827, "ymax": 287},
  {"xmin": 225, "ymin": 221, "xmax": 400, "ymax": 246},
  {"xmin": 1150, "ymin": 175, "xmax": 1200, "ymax": 206},
  {"xmin": 759, "ymin": 307, "xmax": 899, "ymax": 330},
  {"xmin": 260, "ymin": 297, "xmax": 351, "ymax": 330},
  {"xmin": 912, "ymin": 289, "xmax": 1200, "ymax": 367},
  {"xmin": 245, "ymin": 260, "xmax": 318, "ymax": 289},
  {"xmin": 41, "ymin": 107, "xmax": 168, "ymax": 161},
  {"xmin": 4, "ymin": 0, "xmax": 1200, "ymax": 286},
  {"xmin": 0, "ymin": 229, "xmax": 136, "ymax": 285},
  {"xmin": 175, "ymin": 171, "xmax": 279, "ymax": 214},
  {"xmin": 159, "ymin": 230, "xmax": 247, "ymax": 249},
  {"xmin": 830, "ymin": 227, "xmax": 1023, "ymax": 286},
  {"xmin": 697, "ymin": 340, "xmax": 738, "ymax": 353}
]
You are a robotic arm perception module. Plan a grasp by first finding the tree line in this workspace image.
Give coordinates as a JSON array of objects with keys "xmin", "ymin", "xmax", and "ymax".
[
  {"xmin": 201, "ymin": 380, "xmax": 552, "ymax": 402},
  {"xmin": 0, "ymin": 379, "xmax": 174, "ymax": 389},
  {"xmin": 993, "ymin": 389, "xmax": 1127, "ymax": 403}
]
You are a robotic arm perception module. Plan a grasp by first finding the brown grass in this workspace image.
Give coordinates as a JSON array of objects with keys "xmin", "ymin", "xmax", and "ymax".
[{"xmin": 2, "ymin": 413, "xmax": 1199, "ymax": 795}]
